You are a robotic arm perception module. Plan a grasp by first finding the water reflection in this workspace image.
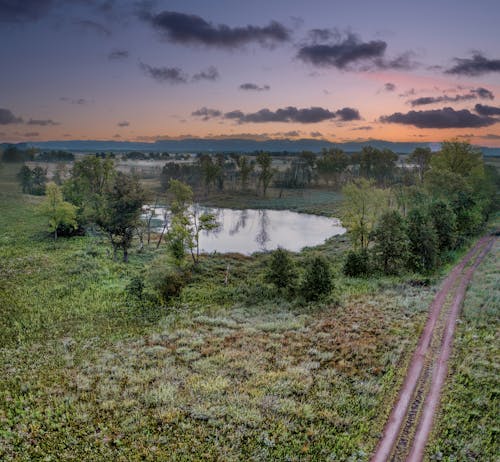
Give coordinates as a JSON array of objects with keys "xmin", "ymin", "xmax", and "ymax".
[{"xmin": 149, "ymin": 205, "xmax": 345, "ymax": 255}]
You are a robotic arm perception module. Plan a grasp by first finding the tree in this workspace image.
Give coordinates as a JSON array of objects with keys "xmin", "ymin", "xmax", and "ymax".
[
  {"xmin": 359, "ymin": 146, "xmax": 398, "ymax": 185},
  {"xmin": 372, "ymin": 210, "xmax": 409, "ymax": 275},
  {"xmin": 17, "ymin": 165, "xmax": 34, "ymax": 193},
  {"xmin": 343, "ymin": 249, "xmax": 370, "ymax": 277},
  {"xmin": 316, "ymin": 148, "xmax": 349, "ymax": 187},
  {"xmin": 38, "ymin": 182, "xmax": 77, "ymax": 240},
  {"xmin": 236, "ymin": 155, "xmax": 254, "ymax": 190},
  {"xmin": 265, "ymin": 247, "xmax": 298, "ymax": 293},
  {"xmin": 256, "ymin": 152, "xmax": 274, "ymax": 197},
  {"xmin": 431, "ymin": 140, "xmax": 483, "ymax": 178},
  {"xmin": 341, "ymin": 179, "xmax": 389, "ymax": 250},
  {"xmin": 96, "ymin": 172, "xmax": 146, "ymax": 262},
  {"xmin": 408, "ymin": 147, "xmax": 432, "ymax": 182},
  {"xmin": 406, "ymin": 208, "xmax": 439, "ymax": 273},
  {"xmin": 300, "ymin": 254, "xmax": 333, "ymax": 302},
  {"xmin": 428, "ymin": 200, "xmax": 457, "ymax": 252}
]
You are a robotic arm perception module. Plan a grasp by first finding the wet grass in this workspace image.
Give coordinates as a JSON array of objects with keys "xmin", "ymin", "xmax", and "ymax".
[
  {"xmin": 426, "ymin": 226, "xmax": 499, "ymax": 461},
  {"xmin": 0, "ymin": 164, "xmax": 477, "ymax": 461}
]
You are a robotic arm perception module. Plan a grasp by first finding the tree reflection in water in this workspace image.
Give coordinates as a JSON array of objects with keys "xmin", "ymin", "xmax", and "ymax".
[
  {"xmin": 229, "ymin": 209, "xmax": 248, "ymax": 236},
  {"xmin": 255, "ymin": 210, "xmax": 270, "ymax": 250}
]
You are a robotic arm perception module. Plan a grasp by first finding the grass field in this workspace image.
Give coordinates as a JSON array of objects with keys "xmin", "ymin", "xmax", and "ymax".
[
  {"xmin": 0, "ymin": 163, "xmax": 492, "ymax": 461},
  {"xmin": 426, "ymin": 230, "xmax": 499, "ymax": 461}
]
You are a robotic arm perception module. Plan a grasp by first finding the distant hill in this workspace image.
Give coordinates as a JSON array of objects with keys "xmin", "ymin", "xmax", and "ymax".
[{"xmin": 2, "ymin": 138, "xmax": 500, "ymax": 156}]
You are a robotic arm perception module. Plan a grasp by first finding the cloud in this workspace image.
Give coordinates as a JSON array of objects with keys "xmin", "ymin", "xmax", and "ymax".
[
  {"xmin": 27, "ymin": 118, "xmax": 59, "ymax": 126},
  {"xmin": 143, "ymin": 10, "xmax": 290, "ymax": 49},
  {"xmin": 0, "ymin": 0, "xmax": 54, "ymax": 22},
  {"xmin": 73, "ymin": 19, "xmax": 111, "ymax": 37},
  {"xmin": 140, "ymin": 62, "xmax": 188, "ymax": 84},
  {"xmin": 23, "ymin": 132, "xmax": 39, "ymax": 137},
  {"xmin": 482, "ymin": 133, "xmax": 500, "ymax": 140},
  {"xmin": 384, "ymin": 82, "xmax": 396, "ymax": 92},
  {"xmin": 380, "ymin": 107, "xmax": 498, "ymax": 128},
  {"xmin": 0, "ymin": 108, "xmax": 23, "ymax": 125},
  {"xmin": 60, "ymin": 97, "xmax": 87, "ymax": 105},
  {"xmin": 310, "ymin": 131, "xmax": 322, "ymax": 137},
  {"xmin": 192, "ymin": 66, "xmax": 219, "ymax": 82},
  {"xmin": 191, "ymin": 107, "xmax": 223, "ymax": 121},
  {"xmin": 239, "ymin": 83, "xmax": 270, "ymax": 91},
  {"xmin": 117, "ymin": 121, "xmax": 130, "ymax": 127},
  {"xmin": 108, "ymin": 49, "xmax": 129, "ymax": 60},
  {"xmin": 409, "ymin": 87, "xmax": 495, "ymax": 107},
  {"xmin": 351, "ymin": 126, "xmax": 373, "ymax": 131},
  {"xmin": 474, "ymin": 104, "xmax": 500, "ymax": 116},
  {"xmin": 445, "ymin": 53, "xmax": 500, "ymax": 76},
  {"xmin": 193, "ymin": 106, "xmax": 361, "ymax": 124}
]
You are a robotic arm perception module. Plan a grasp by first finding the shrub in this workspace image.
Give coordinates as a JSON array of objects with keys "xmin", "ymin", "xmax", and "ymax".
[
  {"xmin": 343, "ymin": 249, "xmax": 370, "ymax": 277},
  {"xmin": 407, "ymin": 208, "xmax": 439, "ymax": 273},
  {"xmin": 148, "ymin": 256, "xmax": 191, "ymax": 303},
  {"xmin": 126, "ymin": 276, "xmax": 145, "ymax": 300},
  {"xmin": 300, "ymin": 254, "xmax": 333, "ymax": 301},
  {"xmin": 265, "ymin": 247, "xmax": 298, "ymax": 293}
]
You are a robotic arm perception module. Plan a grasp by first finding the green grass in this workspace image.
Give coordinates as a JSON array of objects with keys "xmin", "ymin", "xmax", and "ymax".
[
  {"xmin": 426, "ymin": 226, "xmax": 499, "ymax": 461},
  {"xmin": 0, "ymin": 163, "xmax": 490, "ymax": 461}
]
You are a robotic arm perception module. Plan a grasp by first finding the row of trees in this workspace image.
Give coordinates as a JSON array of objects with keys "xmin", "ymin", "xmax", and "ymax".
[{"xmin": 341, "ymin": 141, "xmax": 498, "ymax": 277}]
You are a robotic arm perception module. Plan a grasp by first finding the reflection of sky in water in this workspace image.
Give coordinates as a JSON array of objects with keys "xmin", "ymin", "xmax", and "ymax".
[{"xmin": 149, "ymin": 206, "xmax": 345, "ymax": 255}]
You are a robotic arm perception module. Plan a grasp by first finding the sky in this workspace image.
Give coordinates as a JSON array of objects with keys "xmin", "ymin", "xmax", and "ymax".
[{"xmin": 1, "ymin": 0, "xmax": 500, "ymax": 146}]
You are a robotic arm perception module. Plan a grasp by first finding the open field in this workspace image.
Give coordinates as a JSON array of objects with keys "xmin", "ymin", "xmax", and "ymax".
[{"xmin": 0, "ymin": 164, "xmax": 434, "ymax": 461}]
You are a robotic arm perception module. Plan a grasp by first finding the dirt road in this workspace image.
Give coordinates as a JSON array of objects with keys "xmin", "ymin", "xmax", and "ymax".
[{"xmin": 370, "ymin": 234, "xmax": 496, "ymax": 462}]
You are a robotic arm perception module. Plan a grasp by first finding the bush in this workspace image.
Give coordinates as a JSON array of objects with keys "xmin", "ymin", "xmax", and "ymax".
[
  {"xmin": 148, "ymin": 256, "xmax": 191, "ymax": 303},
  {"xmin": 300, "ymin": 254, "xmax": 333, "ymax": 301},
  {"xmin": 407, "ymin": 208, "xmax": 439, "ymax": 273},
  {"xmin": 126, "ymin": 276, "xmax": 145, "ymax": 301},
  {"xmin": 265, "ymin": 247, "xmax": 298, "ymax": 293},
  {"xmin": 343, "ymin": 249, "xmax": 370, "ymax": 277}
]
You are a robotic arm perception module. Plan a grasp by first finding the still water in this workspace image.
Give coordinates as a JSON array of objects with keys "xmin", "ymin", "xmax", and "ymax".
[{"xmin": 149, "ymin": 206, "xmax": 345, "ymax": 255}]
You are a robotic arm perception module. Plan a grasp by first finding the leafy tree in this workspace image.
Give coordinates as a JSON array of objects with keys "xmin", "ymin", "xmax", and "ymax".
[
  {"xmin": 300, "ymin": 254, "xmax": 333, "ymax": 301},
  {"xmin": 343, "ymin": 249, "xmax": 370, "ymax": 277},
  {"xmin": 359, "ymin": 146, "xmax": 398, "ymax": 185},
  {"xmin": 341, "ymin": 179, "xmax": 389, "ymax": 250},
  {"xmin": 38, "ymin": 182, "xmax": 77, "ymax": 240},
  {"xmin": 256, "ymin": 152, "xmax": 274, "ymax": 197},
  {"xmin": 236, "ymin": 155, "xmax": 254, "ymax": 190},
  {"xmin": 406, "ymin": 208, "xmax": 439, "ymax": 273},
  {"xmin": 408, "ymin": 147, "xmax": 432, "ymax": 182},
  {"xmin": 431, "ymin": 140, "xmax": 483, "ymax": 178},
  {"xmin": 198, "ymin": 154, "xmax": 219, "ymax": 195},
  {"xmin": 17, "ymin": 165, "xmax": 33, "ymax": 193},
  {"xmin": 265, "ymin": 247, "xmax": 298, "ymax": 293},
  {"xmin": 96, "ymin": 172, "xmax": 146, "ymax": 262},
  {"xmin": 187, "ymin": 208, "xmax": 220, "ymax": 264},
  {"xmin": 316, "ymin": 148, "xmax": 349, "ymax": 187},
  {"xmin": 1, "ymin": 146, "xmax": 36, "ymax": 163},
  {"xmin": 428, "ymin": 200, "xmax": 457, "ymax": 252},
  {"xmin": 372, "ymin": 210, "xmax": 409, "ymax": 275}
]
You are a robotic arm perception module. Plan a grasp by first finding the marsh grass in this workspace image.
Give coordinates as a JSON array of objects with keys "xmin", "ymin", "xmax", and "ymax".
[{"xmin": 0, "ymin": 165, "xmax": 443, "ymax": 460}]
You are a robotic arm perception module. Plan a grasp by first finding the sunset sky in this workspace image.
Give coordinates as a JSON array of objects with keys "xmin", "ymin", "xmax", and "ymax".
[{"xmin": 1, "ymin": 0, "xmax": 500, "ymax": 146}]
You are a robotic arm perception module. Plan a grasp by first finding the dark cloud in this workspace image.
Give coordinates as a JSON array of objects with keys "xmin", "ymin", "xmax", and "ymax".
[
  {"xmin": 143, "ymin": 10, "xmax": 290, "ymax": 49},
  {"xmin": 297, "ymin": 33, "xmax": 386, "ymax": 69},
  {"xmin": 193, "ymin": 105, "xmax": 360, "ymax": 124},
  {"xmin": 283, "ymin": 130, "xmax": 300, "ymax": 137},
  {"xmin": 0, "ymin": 0, "xmax": 54, "ymax": 22},
  {"xmin": 239, "ymin": 83, "xmax": 270, "ymax": 91},
  {"xmin": 310, "ymin": 131, "xmax": 322, "ymax": 137},
  {"xmin": 445, "ymin": 53, "xmax": 500, "ymax": 76},
  {"xmin": 73, "ymin": 19, "xmax": 111, "ymax": 37},
  {"xmin": 23, "ymin": 132, "xmax": 39, "ymax": 137},
  {"xmin": 482, "ymin": 133, "xmax": 500, "ymax": 140},
  {"xmin": 192, "ymin": 107, "xmax": 223, "ymax": 121},
  {"xmin": 297, "ymin": 32, "xmax": 416, "ymax": 71},
  {"xmin": 475, "ymin": 104, "xmax": 500, "ymax": 116},
  {"xmin": 192, "ymin": 66, "xmax": 219, "ymax": 82},
  {"xmin": 473, "ymin": 87, "xmax": 494, "ymax": 100},
  {"xmin": 117, "ymin": 121, "xmax": 130, "ymax": 127},
  {"xmin": 380, "ymin": 107, "xmax": 498, "ymax": 128},
  {"xmin": 0, "ymin": 108, "xmax": 23, "ymax": 125},
  {"xmin": 140, "ymin": 62, "xmax": 188, "ymax": 84},
  {"xmin": 351, "ymin": 126, "xmax": 373, "ymax": 131},
  {"xmin": 27, "ymin": 118, "xmax": 59, "ymax": 126},
  {"xmin": 384, "ymin": 83, "xmax": 396, "ymax": 92},
  {"xmin": 108, "ymin": 49, "xmax": 129, "ymax": 60},
  {"xmin": 409, "ymin": 87, "xmax": 494, "ymax": 107},
  {"xmin": 60, "ymin": 97, "xmax": 87, "ymax": 105}
]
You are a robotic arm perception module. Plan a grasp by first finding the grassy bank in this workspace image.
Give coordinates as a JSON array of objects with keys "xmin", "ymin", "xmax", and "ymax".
[{"xmin": 426, "ymin": 222, "xmax": 499, "ymax": 461}]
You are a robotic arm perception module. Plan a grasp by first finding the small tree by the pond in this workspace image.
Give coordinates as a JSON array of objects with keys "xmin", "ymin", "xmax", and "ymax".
[
  {"xmin": 39, "ymin": 182, "xmax": 77, "ymax": 240},
  {"xmin": 343, "ymin": 249, "xmax": 370, "ymax": 277},
  {"xmin": 96, "ymin": 172, "xmax": 146, "ymax": 262},
  {"xmin": 265, "ymin": 247, "xmax": 298, "ymax": 293},
  {"xmin": 300, "ymin": 254, "xmax": 333, "ymax": 302},
  {"xmin": 256, "ymin": 152, "xmax": 274, "ymax": 197}
]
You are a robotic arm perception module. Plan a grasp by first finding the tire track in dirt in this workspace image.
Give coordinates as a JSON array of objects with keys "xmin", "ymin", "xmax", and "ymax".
[{"xmin": 370, "ymin": 234, "xmax": 496, "ymax": 462}]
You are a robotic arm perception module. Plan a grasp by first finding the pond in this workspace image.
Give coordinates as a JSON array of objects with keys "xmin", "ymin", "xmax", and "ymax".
[{"xmin": 148, "ymin": 206, "xmax": 345, "ymax": 255}]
